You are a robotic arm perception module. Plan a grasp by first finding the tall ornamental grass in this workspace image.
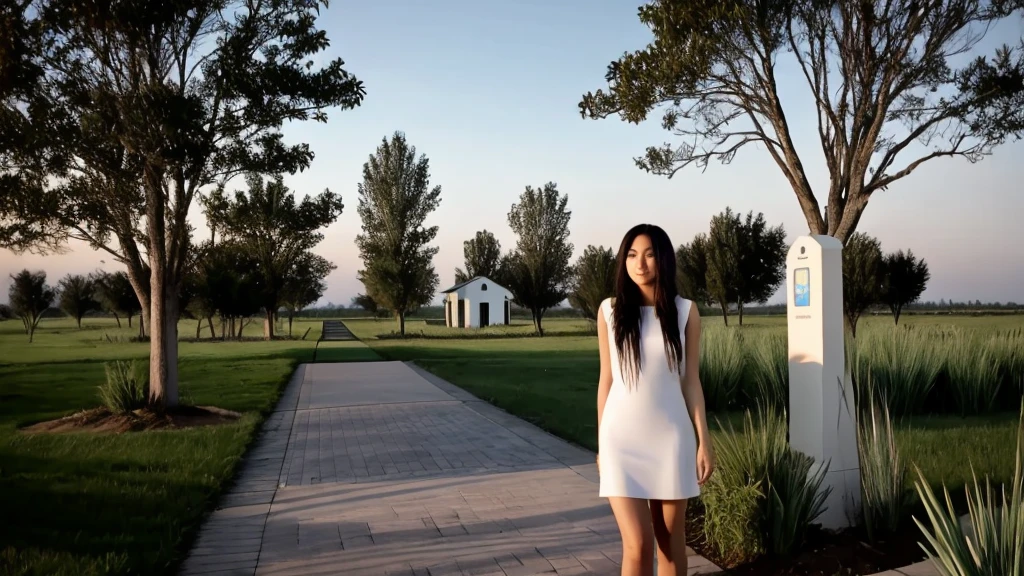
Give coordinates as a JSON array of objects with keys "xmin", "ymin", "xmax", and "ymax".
[{"xmin": 913, "ymin": 402, "xmax": 1024, "ymax": 576}]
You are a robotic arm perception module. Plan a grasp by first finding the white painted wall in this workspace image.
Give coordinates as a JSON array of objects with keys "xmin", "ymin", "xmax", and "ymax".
[{"xmin": 444, "ymin": 277, "xmax": 513, "ymax": 328}]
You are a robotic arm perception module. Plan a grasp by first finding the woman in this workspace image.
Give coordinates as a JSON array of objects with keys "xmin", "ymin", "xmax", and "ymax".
[{"xmin": 596, "ymin": 223, "xmax": 714, "ymax": 576}]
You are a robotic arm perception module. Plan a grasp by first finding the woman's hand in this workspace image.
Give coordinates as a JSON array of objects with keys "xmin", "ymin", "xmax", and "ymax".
[{"xmin": 696, "ymin": 443, "xmax": 715, "ymax": 486}]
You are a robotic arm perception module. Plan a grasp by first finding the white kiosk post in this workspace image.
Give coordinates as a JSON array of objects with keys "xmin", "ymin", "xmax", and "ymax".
[{"xmin": 786, "ymin": 235, "xmax": 860, "ymax": 529}]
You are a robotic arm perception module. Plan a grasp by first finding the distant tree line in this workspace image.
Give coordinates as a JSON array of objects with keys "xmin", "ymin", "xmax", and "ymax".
[{"xmin": 4, "ymin": 174, "xmax": 339, "ymax": 343}]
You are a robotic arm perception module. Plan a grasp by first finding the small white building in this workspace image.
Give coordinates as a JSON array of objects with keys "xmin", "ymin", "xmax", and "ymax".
[{"xmin": 441, "ymin": 276, "xmax": 514, "ymax": 328}]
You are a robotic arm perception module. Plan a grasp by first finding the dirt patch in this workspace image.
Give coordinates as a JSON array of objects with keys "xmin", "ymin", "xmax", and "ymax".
[{"xmin": 21, "ymin": 405, "xmax": 242, "ymax": 434}]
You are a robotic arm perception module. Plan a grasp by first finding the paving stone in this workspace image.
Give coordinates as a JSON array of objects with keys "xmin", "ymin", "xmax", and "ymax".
[{"xmin": 180, "ymin": 359, "xmax": 721, "ymax": 576}]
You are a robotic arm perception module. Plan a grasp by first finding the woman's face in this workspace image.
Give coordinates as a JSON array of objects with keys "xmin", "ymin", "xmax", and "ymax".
[{"xmin": 626, "ymin": 234, "xmax": 657, "ymax": 287}]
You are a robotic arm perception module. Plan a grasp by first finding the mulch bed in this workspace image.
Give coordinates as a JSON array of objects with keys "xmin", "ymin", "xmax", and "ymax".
[
  {"xmin": 21, "ymin": 405, "xmax": 242, "ymax": 434},
  {"xmin": 686, "ymin": 506, "xmax": 927, "ymax": 575}
]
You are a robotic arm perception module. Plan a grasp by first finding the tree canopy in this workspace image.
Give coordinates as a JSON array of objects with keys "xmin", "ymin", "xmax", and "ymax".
[
  {"xmin": 280, "ymin": 253, "xmax": 333, "ymax": 336},
  {"xmin": 355, "ymin": 132, "xmax": 442, "ymax": 335},
  {"xmin": 8, "ymin": 269, "xmax": 56, "ymax": 343},
  {"xmin": 455, "ymin": 230, "xmax": 504, "ymax": 284},
  {"xmin": 203, "ymin": 173, "xmax": 342, "ymax": 339},
  {"xmin": 570, "ymin": 245, "xmax": 617, "ymax": 320},
  {"xmin": 580, "ymin": 0, "xmax": 1024, "ymax": 242},
  {"xmin": 57, "ymin": 274, "xmax": 98, "ymax": 329},
  {"xmin": 1, "ymin": 0, "xmax": 365, "ymax": 408},
  {"xmin": 676, "ymin": 234, "xmax": 711, "ymax": 305},
  {"xmin": 842, "ymin": 232, "xmax": 885, "ymax": 337},
  {"xmin": 881, "ymin": 249, "xmax": 930, "ymax": 326},
  {"xmin": 504, "ymin": 182, "xmax": 574, "ymax": 336},
  {"xmin": 92, "ymin": 270, "xmax": 142, "ymax": 329}
]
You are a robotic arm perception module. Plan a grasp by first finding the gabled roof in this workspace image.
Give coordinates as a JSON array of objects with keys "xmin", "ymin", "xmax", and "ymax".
[{"xmin": 440, "ymin": 275, "xmax": 510, "ymax": 294}]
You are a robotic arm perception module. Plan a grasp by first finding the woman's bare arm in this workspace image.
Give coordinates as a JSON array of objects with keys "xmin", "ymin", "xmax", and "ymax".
[
  {"xmin": 596, "ymin": 303, "xmax": 613, "ymax": 452},
  {"xmin": 680, "ymin": 303, "xmax": 713, "ymax": 482}
]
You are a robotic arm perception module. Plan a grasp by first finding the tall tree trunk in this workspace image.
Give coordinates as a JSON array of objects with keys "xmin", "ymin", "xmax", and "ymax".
[
  {"xmin": 237, "ymin": 318, "xmax": 244, "ymax": 339},
  {"xmin": 128, "ymin": 314, "xmax": 132, "ymax": 328},
  {"xmin": 208, "ymin": 316, "xmax": 216, "ymax": 338},
  {"xmin": 398, "ymin": 311, "xmax": 406, "ymax": 336},
  {"xmin": 125, "ymin": 266, "xmax": 150, "ymax": 339},
  {"xmin": 76, "ymin": 316, "xmax": 82, "ymax": 329},
  {"xmin": 892, "ymin": 305, "xmax": 902, "ymax": 326},
  {"xmin": 264, "ymin": 307, "xmax": 275, "ymax": 340},
  {"xmin": 738, "ymin": 302, "xmax": 744, "ymax": 326},
  {"xmin": 221, "ymin": 316, "xmax": 227, "ymax": 340},
  {"xmin": 720, "ymin": 302, "xmax": 730, "ymax": 326},
  {"xmin": 114, "ymin": 313, "xmax": 121, "ymax": 328},
  {"xmin": 145, "ymin": 164, "xmax": 177, "ymax": 410},
  {"xmin": 534, "ymin": 308, "xmax": 545, "ymax": 337},
  {"xmin": 288, "ymin": 312, "xmax": 294, "ymax": 337},
  {"xmin": 196, "ymin": 318, "xmax": 202, "ymax": 339}
]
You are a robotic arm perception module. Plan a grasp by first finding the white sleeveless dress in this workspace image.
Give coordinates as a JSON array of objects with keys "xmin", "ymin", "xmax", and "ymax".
[{"xmin": 598, "ymin": 295, "xmax": 700, "ymax": 500}]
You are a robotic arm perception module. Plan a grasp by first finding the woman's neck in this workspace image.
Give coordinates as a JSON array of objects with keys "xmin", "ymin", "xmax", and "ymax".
[{"xmin": 639, "ymin": 285, "xmax": 656, "ymax": 306}]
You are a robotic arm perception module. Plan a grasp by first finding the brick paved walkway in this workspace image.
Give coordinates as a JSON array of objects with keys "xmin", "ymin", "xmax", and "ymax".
[{"xmin": 179, "ymin": 358, "xmax": 721, "ymax": 576}]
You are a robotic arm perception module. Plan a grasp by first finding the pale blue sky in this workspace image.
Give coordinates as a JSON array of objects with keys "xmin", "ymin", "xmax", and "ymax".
[{"xmin": 2, "ymin": 1, "xmax": 1022, "ymax": 306}]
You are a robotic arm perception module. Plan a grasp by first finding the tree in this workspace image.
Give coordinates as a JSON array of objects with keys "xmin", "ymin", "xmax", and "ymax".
[
  {"xmin": 881, "ymin": 249, "xmax": 930, "ymax": 326},
  {"xmin": 351, "ymin": 293, "xmax": 388, "ymax": 319},
  {"xmin": 93, "ymin": 270, "xmax": 143, "ymax": 331},
  {"xmin": 505, "ymin": 182, "xmax": 574, "ymax": 336},
  {"xmin": 676, "ymin": 234, "xmax": 710, "ymax": 305},
  {"xmin": 57, "ymin": 274, "xmax": 98, "ymax": 329},
  {"xmin": 842, "ymin": 233, "xmax": 884, "ymax": 337},
  {"xmin": 203, "ymin": 174, "xmax": 343, "ymax": 340},
  {"xmin": 356, "ymin": 132, "xmax": 442, "ymax": 335},
  {"xmin": 191, "ymin": 241, "xmax": 263, "ymax": 340},
  {"xmin": 569, "ymin": 245, "xmax": 616, "ymax": 320},
  {"xmin": 734, "ymin": 211, "xmax": 787, "ymax": 323},
  {"xmin": 705, "ymin": 209, "xmax": 742, "ymax": 325},
  {"xmin": 0, "ymin": 304, "xmax": 13, "ymax": 321},
  {"xmin": 280, "ymin": 253, "xmax": 333, "ymax": 336},
  {"xmin": 8, "ymin": 270, "xmax": 56, "ymax": 343},
  {"xmin": 579, "ymin": 1, "xmax": 1024, "ymax": 243},
  {"xmin": 703, "ymin": 208, "xmax": 787, "ymax": 324},
  {"xmin": 454, "ymin": 230, "xmax": 504, "ymax": 284},
  {"xmin": 1, "ymin": 0, "xmax": 364, "ymax": 409}
]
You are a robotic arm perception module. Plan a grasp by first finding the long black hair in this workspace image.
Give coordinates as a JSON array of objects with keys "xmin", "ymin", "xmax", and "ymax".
[{"xmin": 612, "ymin": 223, "xmax": 683, "ymax": 386}]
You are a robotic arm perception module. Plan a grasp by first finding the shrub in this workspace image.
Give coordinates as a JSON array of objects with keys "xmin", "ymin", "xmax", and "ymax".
[
  {"xmin": 98, "ymin": 360, "xmax": 148, "ymax": 414},
  {"xmin": 699, "ymin": 326, "xmax": 744, "ymax": 411},
  {"xmin": 944, "ymin": 331, "xmax": 1001, "ymax": 415},
  {"xmin": 858, "ymin": 386, "xmax": 914, "ymax": 543},
  {"xmin": 700, "ymin": 477, "xmax": 764, "ymax": 566},
  {"xmin": 747, "ymin": 331, "xmax": 788, "ymax": 410},
  {"xmin": 702, "ymin": 406, "xmax": 830, "ymax": 563},
  {"xmin": 913, "ymin": 402, "xmax": 1024, "ymax": 576}
]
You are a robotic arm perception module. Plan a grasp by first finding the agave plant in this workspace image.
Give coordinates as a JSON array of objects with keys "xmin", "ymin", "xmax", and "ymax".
[{"xmin": 913, "ymin": 402, "xmax": 1024, "ymax": 576}]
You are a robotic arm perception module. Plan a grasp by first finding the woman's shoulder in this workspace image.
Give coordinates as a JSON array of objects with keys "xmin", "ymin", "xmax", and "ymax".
[
  {"xmin": 600, "ymin": 297, "xmax": 614, "ymax": 319},
  {"xmin": 674, "ymin": 295, "xmax": 696, "ymax": 319}
]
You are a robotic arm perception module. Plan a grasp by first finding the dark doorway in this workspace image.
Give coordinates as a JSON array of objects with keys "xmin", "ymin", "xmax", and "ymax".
[
  {"xmin": 504, "ymin": 300, "xmax": 510, "ymax": 325},
  {"xmin": 479, "ymin": 302, "xmax": 490, "ymax": 327},
  {"xmin": 457, "ymin": 299, "xmax": 465, "ymax": 327}
]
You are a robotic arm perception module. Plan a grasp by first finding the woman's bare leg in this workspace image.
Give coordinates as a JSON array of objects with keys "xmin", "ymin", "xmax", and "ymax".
[
  {"xmin": 608, "ymin": 497, "xmax": 656, "ymax": 576},
  {"xmin": 650, "ymin": 499, "xmax": 688, "ymax": 576}
]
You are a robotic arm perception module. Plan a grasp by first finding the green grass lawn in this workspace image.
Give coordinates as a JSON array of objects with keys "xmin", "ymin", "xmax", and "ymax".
[
  {"xmin": 348, "ymin": 315, "xmax": 1024, "ymax": 499},
  {"xmin": 1, "ymin": 311, "xmax": 1020, "ymax": 575},
  {"xmin": 0, "ymin": 317, "xmax": 378, "ymax": 576}
]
